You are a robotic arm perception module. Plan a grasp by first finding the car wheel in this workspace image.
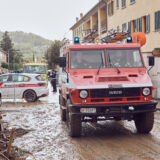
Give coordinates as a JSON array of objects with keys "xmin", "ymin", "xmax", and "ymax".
[
  {"xmin": 66, "ymin": 99, "xmax": 81, "ymax": 137},
  {"xmin": 24, "ymin": 90, "xmax": 37, "ymax": 102},
  {"xmin": 0, "ymin": 96, "xmax": 2, "ymax": 107},
  {"xmin": 134, "ymin": 112, "xmax": 154, "ymax": 134}
]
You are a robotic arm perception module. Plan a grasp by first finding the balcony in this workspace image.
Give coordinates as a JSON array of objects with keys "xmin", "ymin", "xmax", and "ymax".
[{"xmin": 101, "ymin": 20, "xmax": 107, "ymax": 33}]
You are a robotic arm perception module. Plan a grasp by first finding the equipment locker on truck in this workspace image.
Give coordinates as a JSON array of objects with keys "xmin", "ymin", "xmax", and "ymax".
[{"xmin": 58, "ymin": 35, "xmax": 157, "ymax": 137}]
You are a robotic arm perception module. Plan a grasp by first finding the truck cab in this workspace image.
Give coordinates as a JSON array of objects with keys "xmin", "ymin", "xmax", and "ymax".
[{"xmin": 59, "ymin": 41, "xmax": 157, "ymax": 137}]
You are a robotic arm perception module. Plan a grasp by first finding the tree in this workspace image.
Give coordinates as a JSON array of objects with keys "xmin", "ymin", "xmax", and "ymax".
[
  {"xmin": 0, "ymin": 31, "xmax": 14, "ymax": 65},
  {"xmin": 1, "ymin": 62, "xmax": 8, "ymax": 69},
  {"xmin": 45, "ymin": 40, "xmax": 62, "ymax": 69},
  {"xmin": 0, "ymin": 31, "xmax": 24, "ymax": 70}
]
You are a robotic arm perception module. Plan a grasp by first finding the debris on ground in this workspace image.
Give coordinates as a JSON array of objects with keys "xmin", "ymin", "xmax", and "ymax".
[{"xmin": 0, "ymin": 124, "xmax": 32, "ymax": 160}]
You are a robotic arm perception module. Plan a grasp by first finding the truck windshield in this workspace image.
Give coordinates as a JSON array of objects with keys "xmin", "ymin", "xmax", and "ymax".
[
  {"xmin": 23, "ymin": 65, "xmax": 46, "ymax": 74},
  {"xmin": 70, "ymin": 50, "xmax": 105, "ymax": 69},
  {"xmin": 107, "ymin": 49, "xmax": 144, "ymax": 68}
]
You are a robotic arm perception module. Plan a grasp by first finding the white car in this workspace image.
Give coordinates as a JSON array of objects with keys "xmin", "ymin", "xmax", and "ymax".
[{"xmin": 0, "ymin": 73, "xmax": 49, "ymax": 102}]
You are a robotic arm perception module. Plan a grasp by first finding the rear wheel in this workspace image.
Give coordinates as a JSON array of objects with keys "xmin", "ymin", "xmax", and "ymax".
[
  {"xmin": 24, "ymin": 90, "xmax": 37, "ymax": 102},
  {"xmin": 134, "ymin": 112, "xmax": 154, "ymax": 134},
  {"xmin": 59, "ymin": 95, "xmax": 66, "ymax": 121},
  {"xmin": 0, "ymin": 96, "xmax": 2, "ymax": 107},
  {"xmin": 60, "ymin": 106, "xmax": 66, "ymax": 121},
  {"xmin": 66, "ymin": 99, "xmax": 81, "ymax": 137}
]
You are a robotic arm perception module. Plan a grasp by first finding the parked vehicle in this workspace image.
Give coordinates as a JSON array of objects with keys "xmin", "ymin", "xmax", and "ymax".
[
  {"xmin": 23, "ymin": 63, "xmax": 48, "ymax": 81},
  {"xmin": 58, "ymin": 36, "xmax": 157, "ymax": 137},
  {"xmin": 0, "ymin": 73, "xmax": 48, "ymax": 102}
]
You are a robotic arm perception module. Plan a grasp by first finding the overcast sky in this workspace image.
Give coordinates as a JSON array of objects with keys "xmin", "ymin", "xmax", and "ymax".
[{"xmin": 0, "ymin": 0, "xmax": 98, "ymax": 41}]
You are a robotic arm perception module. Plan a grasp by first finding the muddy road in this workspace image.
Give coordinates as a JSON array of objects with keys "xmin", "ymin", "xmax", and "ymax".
[{"xmin": 1, "ymin": 84, "xmax": 160, "ymax": 160}]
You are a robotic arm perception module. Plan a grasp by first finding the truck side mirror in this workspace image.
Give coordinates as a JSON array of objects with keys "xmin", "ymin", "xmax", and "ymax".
[
  {"xmin": 58, "ymin": 57, "xmax": 66, "ymax": 68},
  {"xmin": 148, "ymin": 56, "xmax": 155, "ymax": 66}
]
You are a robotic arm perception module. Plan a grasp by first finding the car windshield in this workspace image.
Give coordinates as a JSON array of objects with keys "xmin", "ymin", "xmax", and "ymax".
[
  {"xmin": 107, "ymin": 49, "xmax": 144, "ymax": 68},
  {"xmin": 70, "ymin": 49, "xmax": 105, "ymax": 69},
  {"xmin": 24, "ymin": 65, "xmax": 46, "ymax": 74}
]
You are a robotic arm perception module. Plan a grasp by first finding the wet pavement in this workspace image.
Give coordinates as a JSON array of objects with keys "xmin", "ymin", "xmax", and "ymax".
[{"xmin": 1, "ymin": 83, "xmax": 160, "ymax": 160}]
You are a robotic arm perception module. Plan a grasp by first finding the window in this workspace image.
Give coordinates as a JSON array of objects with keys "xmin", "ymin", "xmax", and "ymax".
[
  {"xmin": 116, "ymin": 0, "xmax": 119, "ymax": 9},
  {"xmin": 117, "ymin": 26, "xmax": 120, "ymax": 32},
  {"xmin": 108, "ymin": 1, "xmax": 114, "ymax": 16},
  {"xmin": 70, "ymin": 50, "xmax": 106, "ymax": 69},
  {"xmin": 155, "ymin": 11, "xmax": 160, "ymax": 31},
  {"xmin": 122, "ymin": 23, "xmax": 127, "ymax": 32},
  {"xmin": 12, "ymin": 75, "xmax": 30, "ymax": 82},
  {"xmin": 111, "ymin": 1, "xmax": 114, "ymax": 15},
  {"xmin": 128, "ymin": 21, "xmax": 131, "ymax": 34},
  {"xmin": 107, "ymin": 49, "xmax": 144, "ymax": 68},
  {"xmin": 130, "ymin": 0, "xmax": 135, "ymax": 4},
  {"xmin": 121, "ymin": 0, "xmax": 126, "ymax": 8},
  {"xmin": 138, "ymin": 18, "xmax": 142, "ymax": 32},
  {"xmin": 0, "ymin": 75, "xmax": 11, "ymax": 82},
  {"xmin": 23, "ymin": 65, "xmax": 46, "ymax": 74}
]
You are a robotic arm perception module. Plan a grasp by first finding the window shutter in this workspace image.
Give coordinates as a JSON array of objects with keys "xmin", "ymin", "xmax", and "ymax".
[
  {"xmin": 116, "ymin": 0, "xmax": 119, "ymax": 8},
  {"xmin": 128, "ymin": 21, "xmax": 131, "ymax": 34},
  {"xmin": 158, "ymin": 11, "xmax": 160, "ymax": 30},
  {"xmin": 146, "ymin": 14, "xmax": 150, "ymax": 33},
  {"xmin": 139, "ymin": 18, "xmax": 142, "ymax": 32},
  {"xmin": 134, "ymin": 19, "xmax": 138, "ymax": 32},
  {"xmin": 108, "ymin": 3, "xmax": 110, "ymax": 16}
]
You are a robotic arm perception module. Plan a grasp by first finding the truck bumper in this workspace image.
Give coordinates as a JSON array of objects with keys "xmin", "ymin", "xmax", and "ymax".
[{"xmin": 68, "ymin": 101, "xmax": 158, "ymax": 118}]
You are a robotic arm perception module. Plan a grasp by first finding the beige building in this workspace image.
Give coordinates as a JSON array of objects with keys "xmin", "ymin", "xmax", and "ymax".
[{"xmin": 70, "ymin": 0, "xmax": 160, "ymax": 52}]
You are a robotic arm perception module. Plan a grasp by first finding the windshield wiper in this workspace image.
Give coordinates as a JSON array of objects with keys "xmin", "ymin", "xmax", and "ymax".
[
  {"xmin": 108, "ymin": 53, "xmax": 121, "ymax": 74},
  {"xmin": 97, "ymin": 52, "xmax": 104, "ymax": 75}
]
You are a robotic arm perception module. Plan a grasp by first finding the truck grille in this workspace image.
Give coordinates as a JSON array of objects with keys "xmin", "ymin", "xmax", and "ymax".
[
  {"xmin": 90, "ymin": 88, "xmax": 140, "ymax": 98},
  {"xmin": 98, "ymin": 76, "xmax": 128, "ymax": 82}
]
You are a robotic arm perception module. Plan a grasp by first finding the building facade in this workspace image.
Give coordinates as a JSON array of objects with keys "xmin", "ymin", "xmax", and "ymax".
[{"xmin": 70, "ymin": 0, "xmax": 160, "ymax": 52}]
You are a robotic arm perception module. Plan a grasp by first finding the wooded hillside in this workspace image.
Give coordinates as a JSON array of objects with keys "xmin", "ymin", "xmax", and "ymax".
[{"xmin": 0, "ymin": 31, "xmax": 52, "ymax": 60}]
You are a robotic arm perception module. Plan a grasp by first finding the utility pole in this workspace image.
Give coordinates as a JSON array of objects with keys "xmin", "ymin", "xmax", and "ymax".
[{"xmin": 8, "ymin": 50, "xmax": 9, "ymax": 71}]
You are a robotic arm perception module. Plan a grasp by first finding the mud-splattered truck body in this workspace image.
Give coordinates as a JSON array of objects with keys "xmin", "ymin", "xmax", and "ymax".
[{"xmin": 59, "ymin": 42, "xmax": 157, "ymax": 137}]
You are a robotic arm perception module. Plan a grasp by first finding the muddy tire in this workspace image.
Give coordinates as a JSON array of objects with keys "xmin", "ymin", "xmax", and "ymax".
[
  {"xmin": 59, "ymin": 95, "xmax": 66, "ymax": 121},
  {"xmin": 60, "ymin": 106, "xmax": 66, "ymax": 121},
  {"xmin": 134, "ymin": 112, "xmax": 154, "ymax": 134},
  {"xmin": 66, "ymin": 99, "xmax": 81, "ymax": 137},
  {"xmin": 0, "ymin": 96, "xmax": 2, "ymax": 107},
  {"xmin": 23, "ymin": 90, "xmax": 37, "ymax": 102}
]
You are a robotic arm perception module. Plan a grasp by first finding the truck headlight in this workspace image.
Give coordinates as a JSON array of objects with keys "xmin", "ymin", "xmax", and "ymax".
[
  {"xmin": 142, "ymin": 88, "xmax": 151, "ymax": 96},
  {"xmin": 79, "ymin": 90, "xmax": 88, "ymax": 99}
]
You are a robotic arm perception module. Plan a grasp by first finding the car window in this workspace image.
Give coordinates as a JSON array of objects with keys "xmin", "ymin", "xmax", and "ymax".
[
  {"xmin": 0, "ymin": 75, "xmax": 11, "ymax": 82},
  {"xmin": 13, "ymin": 75, "xmax": 30, "ymax": 82}
]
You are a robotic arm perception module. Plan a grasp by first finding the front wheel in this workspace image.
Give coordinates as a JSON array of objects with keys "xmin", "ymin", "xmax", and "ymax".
[
  {"xmin": 66, "ymin": 99, "xmax": 81, "ymax": 137},
  {"xmin": 0, "ymin": 96, "xmax": 2, "ymax": 107},
  {"xmin": 23, "ymin": 90, "xmax": 37, "ymax": 102},
  {"xmin": 60, "ymin": 106, "xmax": 66, "ymax": 121},
  {"xmin": 134, "ymin": 112, "xmax": 154, "ymax": 134}
]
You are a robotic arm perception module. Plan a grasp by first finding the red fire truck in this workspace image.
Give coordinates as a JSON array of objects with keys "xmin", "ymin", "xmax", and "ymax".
[{"xmin": 58, "ymin": 36, "xmax": 157, "ymax": 137}]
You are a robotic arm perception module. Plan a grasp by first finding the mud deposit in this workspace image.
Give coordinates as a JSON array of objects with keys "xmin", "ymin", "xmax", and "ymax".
[{"xmin": 1, "ymin": 86, "xmax": 160, "ymax": 160}]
